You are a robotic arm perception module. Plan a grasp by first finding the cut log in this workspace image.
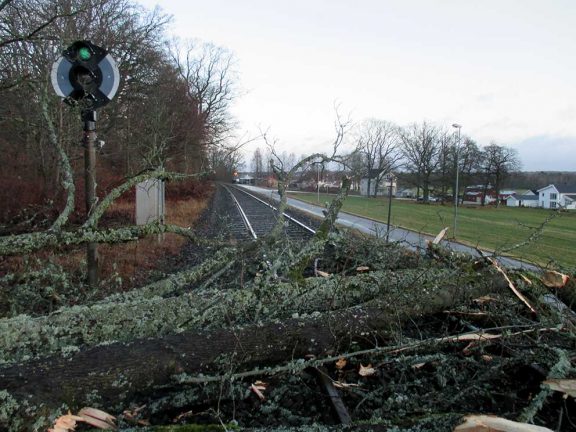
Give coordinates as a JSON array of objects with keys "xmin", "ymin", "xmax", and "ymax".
[{"xmin": 0, "ymin": 274, "xmax": 504, "ymax": 431}]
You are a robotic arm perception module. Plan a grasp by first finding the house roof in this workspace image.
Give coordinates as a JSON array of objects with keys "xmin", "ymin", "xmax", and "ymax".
[
  {"xmin": 537, "ymin": 184, "xmax": 576, "ymax": 193},
  {"xmin": 514, "ymin": 189, "xmax": 534, "ymax": 196}
]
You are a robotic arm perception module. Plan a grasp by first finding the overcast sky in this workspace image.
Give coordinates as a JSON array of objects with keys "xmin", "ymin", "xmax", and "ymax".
[{"xmin": 137, "ymin": 0, "xmax": 576, "ymax": 171}]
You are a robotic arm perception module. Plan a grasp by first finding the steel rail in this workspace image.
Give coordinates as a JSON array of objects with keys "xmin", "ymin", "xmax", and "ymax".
[
  {"xmin": 230, "ymin": 185, "xmax": 316, "ymax": 235},
  {"xmin": 223, "ymin": 185, "xmax": 258, "ymax": 239}
]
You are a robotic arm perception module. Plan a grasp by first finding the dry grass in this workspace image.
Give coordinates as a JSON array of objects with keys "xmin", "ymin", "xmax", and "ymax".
[
  {"xmin": 1, "ymin": 193, "xmax": 212, "ymax": 300},
  {"xmin": 96, "ymin": 197, "xmax": 210, "ymax": 291}
]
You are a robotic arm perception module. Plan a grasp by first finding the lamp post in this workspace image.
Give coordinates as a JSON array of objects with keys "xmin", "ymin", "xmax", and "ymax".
[
  {"xmin": 312, "ymin": 161, "xmax": 322, "ymax": 203},
  {"xmin": 386, "ymin": 174, "xmax": 394, "ymax": 242},
  {"xmin": 452, "ymin": 123, "xmax": 462, "ymax": 239}
]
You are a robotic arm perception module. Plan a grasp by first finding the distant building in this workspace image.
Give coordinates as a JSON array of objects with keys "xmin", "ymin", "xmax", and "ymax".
[
  {"xmin": 396, "ymin": 188, "xmax": 417, "ymax": 198},
  {"xmin": 238, "ymin": 174, "xmax": 255, "ymax": 185},
  {"xmin": 506, "ymin": 194, "xmax": 539, "ymax": 208},
  {"xmin": 360, "ymin": 171, "xmax": 397, "ymax": 196},
  {"xmin": 463, "ymin": 185, "xmax": 497, "ymax": 205},
  {"xmin": 537, "ymin": 184, "xmax": 576, "ymax": 209}
]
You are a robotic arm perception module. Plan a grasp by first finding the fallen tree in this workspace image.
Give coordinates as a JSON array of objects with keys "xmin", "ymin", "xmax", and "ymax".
[
  {"xmin": 0, "ymin": 264, "xmax": 490, "ymax": 364},
  {"xmin": 0, "ymin": 268, "xmax": 509, "ymax": 429}
]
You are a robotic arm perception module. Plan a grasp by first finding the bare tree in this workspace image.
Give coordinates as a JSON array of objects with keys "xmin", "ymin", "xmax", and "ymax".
[
  {"xmin": 342, "ymin": 150, "xmax": 365, "ymax": 192},
  {"xmin": 399, "ymin": 121, "xmax": 441, "ymax": 202},
  {"xmin": 252, "ymin": 147, "xmax": 263, "ymax": 180},
  {"xmin": 455, "ymin": 137, "xmax": 481, "ymax": 204},
  {"xmin": 266, "ymin": 106, "xmax": 352, "ymax": 239},
  {"xmin": 355, "ymin": 119, "xmax": 402, "ymax": 197},
  {"xmin": 170, "ymin": 39, "xmax": 236, "ymax": 147},
  {"xmin": 479, "ymin": 143, "xmax": 521, "ymax": 207},
  {"xmin": 434, "ymin": 129, "xmax": 453, "ymax": 200}
]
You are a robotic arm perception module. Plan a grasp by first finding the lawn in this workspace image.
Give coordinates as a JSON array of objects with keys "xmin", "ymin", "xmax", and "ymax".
[{"xmin": 288, "ymin": 192, "xmax": 576, "ymax": 269}]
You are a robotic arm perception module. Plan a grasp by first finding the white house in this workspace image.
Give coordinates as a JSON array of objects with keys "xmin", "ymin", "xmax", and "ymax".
[
  {"xmin": 506, "ymin": 194, "xmax": 539, "ymax": 208},
  {"xmin": 537, "ymin": 184, "xmax": 576, "ymax": 209},
  {"xmin": 360, "ymin": 173, "xmax": 397, "ymax": 197}
]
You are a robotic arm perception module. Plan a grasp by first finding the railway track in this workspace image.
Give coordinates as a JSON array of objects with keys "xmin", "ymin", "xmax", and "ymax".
[{"xmin": 221, "ymin": 184, "xmax": 316, "ymax": 240}]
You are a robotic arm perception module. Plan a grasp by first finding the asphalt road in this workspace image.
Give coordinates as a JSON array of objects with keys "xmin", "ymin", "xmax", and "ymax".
[{"xmin": 238, "ymin": 184, "xmax": 539, "ymax": 271}]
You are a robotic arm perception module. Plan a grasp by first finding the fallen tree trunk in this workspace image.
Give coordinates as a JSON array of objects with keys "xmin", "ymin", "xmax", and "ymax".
[
  {"xmin": 0, "ymin": 267, "xmax": 495, "ymax": 364},
  {"xmin": 0, "ymin": 274, "xmax": 506, "ymax": 431}
]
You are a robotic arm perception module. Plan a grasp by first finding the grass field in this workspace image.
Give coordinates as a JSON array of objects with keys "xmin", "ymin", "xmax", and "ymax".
[{"xmin": 288, "ymin": 192, "xmax": 576, "ymax": 269}]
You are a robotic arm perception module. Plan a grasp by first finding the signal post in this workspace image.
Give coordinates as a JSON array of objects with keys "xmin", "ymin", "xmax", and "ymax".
[{"xmin": 51, "ymin": 40, "xmax": 120, "ymax": 288}]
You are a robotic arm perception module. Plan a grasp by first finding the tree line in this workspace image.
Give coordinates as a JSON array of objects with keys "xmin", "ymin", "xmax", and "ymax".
[
  {"xmin": 0, "ymin": 0, "xmax": 241, "ymax": 224},
  {"xmin": 250, "ymin": 119, "xmax": 522, "ymax": 205},
  {"xmin": 347, "ymin": 119, "xmax": 521, "ymax": 204}
]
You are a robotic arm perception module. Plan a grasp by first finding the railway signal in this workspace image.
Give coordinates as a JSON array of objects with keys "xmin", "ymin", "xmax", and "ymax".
[
  {"xmin": 51, "ymin": 40, "xmax": 120, "ymax": 109},
  {"xmin": 50, "ymin": 41, "xmax": 120, "ymax": 288}
]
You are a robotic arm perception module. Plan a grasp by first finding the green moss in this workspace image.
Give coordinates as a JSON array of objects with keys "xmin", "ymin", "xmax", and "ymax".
[
  {"xmin": 1, "ymin": 264, "xmax": 480, "ymax": 364},
  {"xmin": 0, "ymin": 390, "xmax": 26, "ymax": 432}
]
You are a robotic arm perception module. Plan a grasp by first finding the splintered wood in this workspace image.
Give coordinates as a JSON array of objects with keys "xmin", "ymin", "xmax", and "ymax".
[
  {"xmin": 49, "ymin": 407, "xmax": 116, "ymax": 431},
  {"xmin": 543, "ymin": 379, "xmax": 576, "ymax": 399},
  {"xmin": 541, "ymin": 270, "xmax": 570, "ymax": 288},
  {"xmin": 454, "ymin": 415, "xmax": 553, "ymax": 432},
  {"xmin": 488, "ymin": 257, "xmax": 537, "ymax": 314}
]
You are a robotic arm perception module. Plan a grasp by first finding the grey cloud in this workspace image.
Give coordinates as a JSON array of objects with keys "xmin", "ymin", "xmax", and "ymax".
[{"xmin": 512, "ymin": 135, "xmax": 576, "ymax": 171}]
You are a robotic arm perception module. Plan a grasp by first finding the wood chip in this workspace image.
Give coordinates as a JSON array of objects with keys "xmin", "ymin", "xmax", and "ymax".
[
  {"xmin": 50, "ymin": 408, "xmax": 116, "ymax": 432},
  {"xmin": 77, "ymin": 407, "xmax": 116, "ymax": 430},
  {"xmin": 48, "ymin": 413, "xmax": 85, "ymax": 432},
  {"xmin": 315, "ymin": 270, "xmax": 331, "ymax": 278},
  {"xmin": 335, "ymin": 357, "xmax": 347, "ymax": 369},
  {"xmin": 454, "ymin": 414, "xmax": 553, "ymax": 432},
  {"xmin": 358, "ymin": 364, "xmax": 376, "ymax": 377},
  {"xmin": 250, "ymin": 381, "xmax": 268, "ymax": 401},
  {"xmin": 541, "ymin": 270, "xmax": 570, "ymax": 288},
  {"xmin": 356, "ymin": 266, "xmax": 370, "ymax": 273}
]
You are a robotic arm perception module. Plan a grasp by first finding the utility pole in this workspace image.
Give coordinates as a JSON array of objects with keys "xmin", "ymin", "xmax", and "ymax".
[
  {"xmin": 386, "ymin": 175, "xmax": 394, "ymax": 242},
  {"xmin": 312, "ymin": 161, "xmax": 322, "ymax": 203},
  {"xmin": 83, "ymin": 110, "xmax": 98, "ymax": 287},
  {"xmin": 452, "ymin": 123, "xmax": 462, "ymax": 239}
]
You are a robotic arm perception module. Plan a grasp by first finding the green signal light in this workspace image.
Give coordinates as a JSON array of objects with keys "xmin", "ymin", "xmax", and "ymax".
[{"xmin": 78, "ymin": 47, "xmax": 92, "ymax": 61}]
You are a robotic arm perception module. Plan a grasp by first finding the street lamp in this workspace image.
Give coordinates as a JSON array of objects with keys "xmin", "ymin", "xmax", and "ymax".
[
  {"xmin": 452, "ymin": 123, "xmax": 462, "ymax": 238},
  {"xmin": 386, "ymin": 174, "xmax": 394, "ymax": 242},
  {"xmin": 312, "ymin": 161, "xmax": 322, "ymax": 203}
]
